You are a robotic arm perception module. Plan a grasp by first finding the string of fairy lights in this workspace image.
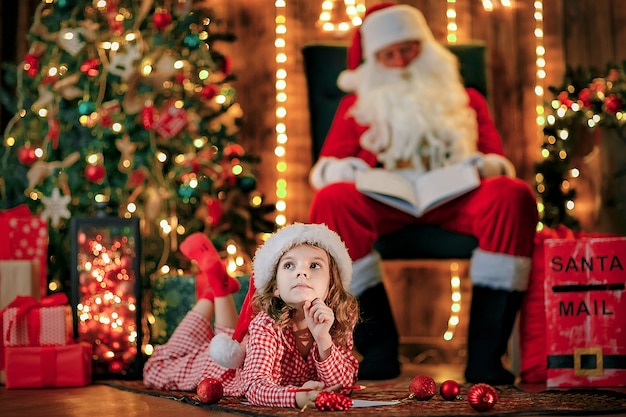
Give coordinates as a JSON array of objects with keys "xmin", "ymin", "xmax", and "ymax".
[
  {"xmin": 533, "ymin": 0, "xmax": 551, "ymax": 229},
  {"xmin": 317, "ymin": 0, "xmax": 365, "ymax": 34},
  {"xmin": 274, "ymin": 0, "xmax": 288, "ymax": 227},
  {"xmin": 446, "ymin": 0, "xmax": 458, "ymax": 44}
]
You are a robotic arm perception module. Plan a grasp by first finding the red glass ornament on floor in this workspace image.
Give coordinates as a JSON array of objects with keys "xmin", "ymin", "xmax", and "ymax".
[
  {"xmin": 196, "ymin": 378, "xmax": 224, "ymax": 404},
  {"xmin": 409, "ymin": 374, "xmax": 437, "ymax": 401},
  {"xmin": 468, "ymin": 383, "xmax": 498, "ymax": 411},
  {"xmin": 314, "ymin": 391, "xmax": 353, "ymax": 411},
  {"xmin": 439, "ymin": 379, "xmax": 461, "ymax": 401}
]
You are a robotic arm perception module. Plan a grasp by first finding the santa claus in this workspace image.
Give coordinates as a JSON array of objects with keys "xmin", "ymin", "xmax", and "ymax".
[{"xmin": 309, "ymin": 3, "xmax": 538, "ymax": 384}]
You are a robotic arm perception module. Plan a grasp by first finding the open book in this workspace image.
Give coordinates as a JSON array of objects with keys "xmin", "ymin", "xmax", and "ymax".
[{"xmin": 354, "ymin": 162, "xmax": 480, "ymax": 217}]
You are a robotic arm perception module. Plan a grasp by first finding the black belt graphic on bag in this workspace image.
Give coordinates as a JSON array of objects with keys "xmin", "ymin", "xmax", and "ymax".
[
  {"xmin": 548, "ymin": 347, "xmax": 626, "ymax": 376},
  {"xmin": 552, "ymin": 283, "xmax": 625, "ymax": 292}
]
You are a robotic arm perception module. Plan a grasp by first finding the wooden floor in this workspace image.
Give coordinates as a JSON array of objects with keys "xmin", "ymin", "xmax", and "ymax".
[{"xmin": 2, "ymin": 361, "xmax": 625, "ymax": 417}]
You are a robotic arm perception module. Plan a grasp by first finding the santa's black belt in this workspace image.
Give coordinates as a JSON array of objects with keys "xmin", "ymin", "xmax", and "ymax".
[{"xmin": 548, "ymin": 348, "xmax": 626, "ymax": 376}]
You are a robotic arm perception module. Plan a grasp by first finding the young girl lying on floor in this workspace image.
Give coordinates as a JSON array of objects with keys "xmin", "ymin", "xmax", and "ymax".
[{"xmin": 143, "ymin": 223, "xmax": 360, "ymax": 408}]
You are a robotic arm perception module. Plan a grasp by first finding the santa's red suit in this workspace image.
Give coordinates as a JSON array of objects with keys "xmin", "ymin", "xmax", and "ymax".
[{"xmin": 308, "ymin": 3, "xmax": 538, "ymax": 384}]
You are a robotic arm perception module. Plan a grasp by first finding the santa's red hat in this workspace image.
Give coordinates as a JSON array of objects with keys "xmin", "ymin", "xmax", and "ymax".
[
  {"xmin": 338, "ymin": 3, "xmax": 434, "ymax": 92},
  {"xmin": 209, "ymin": 223, "xmax": 353, "ymax": 369}
]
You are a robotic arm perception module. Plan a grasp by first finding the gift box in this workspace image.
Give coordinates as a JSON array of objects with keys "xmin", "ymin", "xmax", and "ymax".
[
  {"xmin": 4, "ymin": 342, "xmax": 92, "ymax": 389},
  {"xmin": 0, "ymin": 260, "xmax": 41, "ymax": 310},
  {"xmin": 151, "ymin": 273, "xmax": 197, "ymax": 345},
  {"xmin": 544, "ymin": 236, "xmax": 626, "ymax": 388},
  {"xmin": 0, "ymin": 205, "xmax": 49, "ymax": 298},
  {"xmin": 2, "ymin": 294, "xmax": 73, "ymax": 348}
]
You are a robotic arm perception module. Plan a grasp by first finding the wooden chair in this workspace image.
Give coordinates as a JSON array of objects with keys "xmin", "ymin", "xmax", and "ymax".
[{"xmin": 302, "ymin": 41, "xmax": 492, "ymax": 359}]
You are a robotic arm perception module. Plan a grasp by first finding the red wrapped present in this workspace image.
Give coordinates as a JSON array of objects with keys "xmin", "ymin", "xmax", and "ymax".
[
  {"xmin": 153, "ymin": 100, "xmax": 187, "ymax": 138},
  {"xmin": 2, "ymin": 293, "xmax": 73, "ymax": 347},
  {"xmin": 0, "ymin": 205, "xmax": 48, "ymax": 298},
  {"xmin": 544, "ymin": 236, "xmax": 626, "ymax": 387},
  {"xmin": 4, "ymin": 342, "xmax": 92, "ymax": 389}
]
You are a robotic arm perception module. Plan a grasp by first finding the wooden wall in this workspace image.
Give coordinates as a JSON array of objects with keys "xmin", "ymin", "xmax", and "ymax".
[{"xmin": 4, "ymin": 0, "xmax": 626, "ymax": 229}]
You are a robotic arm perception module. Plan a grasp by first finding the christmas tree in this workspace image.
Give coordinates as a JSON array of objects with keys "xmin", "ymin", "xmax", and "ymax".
[
  {"xmin": 0, "ymin": 0, "xmax": 276, "ymax": 295},
  {"xmin": 536, "ymin": 63, "xmax": 622, "ymax": 231}
]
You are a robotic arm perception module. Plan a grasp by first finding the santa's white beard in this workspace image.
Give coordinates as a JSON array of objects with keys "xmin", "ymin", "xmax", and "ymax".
[{"xmin": 351, "ymin": 44, "xmax": 478, "ymax": 171}]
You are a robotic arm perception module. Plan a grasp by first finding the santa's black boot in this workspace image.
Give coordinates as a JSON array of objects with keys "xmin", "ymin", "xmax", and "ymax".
[
  {"xmin": 464, "ymin": 285, "xmax": 525, "ymax": 385},
  {"xmin": 354, "ymin": 282, "xmax": 401, "ymax": 380}
]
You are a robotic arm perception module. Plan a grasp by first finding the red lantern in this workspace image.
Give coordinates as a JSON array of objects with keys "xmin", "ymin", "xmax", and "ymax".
[{"xmin": 71, "ymin": 216, "xmax": 143, "ymax": 379}]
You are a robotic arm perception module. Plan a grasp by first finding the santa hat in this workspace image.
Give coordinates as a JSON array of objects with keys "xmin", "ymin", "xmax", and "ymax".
[
  {"xmin": 338, "ymin": 3, "xmax": 434, "ymax": 92},
  {"xmin": 209, "ymin": 223, "xmax": 353, "ymax": 369}
]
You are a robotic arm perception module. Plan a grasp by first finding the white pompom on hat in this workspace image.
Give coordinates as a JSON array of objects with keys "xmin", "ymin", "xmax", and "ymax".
[
  {"xmin": 337, "ymin": 3, "xmax": 434, "ymax": 92},
  {"xmin": 209, "ymin": 223, "xmax": 353, "ymax": 369}
]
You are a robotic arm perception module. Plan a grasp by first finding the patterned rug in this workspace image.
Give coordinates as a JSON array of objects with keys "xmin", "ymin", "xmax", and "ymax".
[{"xmin": 102, "ymin": 378, "xmax": 626, "ymax": 416}]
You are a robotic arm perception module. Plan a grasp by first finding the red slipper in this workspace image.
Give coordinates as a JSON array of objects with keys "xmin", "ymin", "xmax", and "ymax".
[
  {"xmin": 181, "ymin": 233, "xmax": 240, "ymax": 297},
  {"xmin": 180, "ymin": 232, "xmax": 221, "ymax": 272},
  {"xmin": 204, "ymin": 261, "xmax": 241, "ymax": 297}
]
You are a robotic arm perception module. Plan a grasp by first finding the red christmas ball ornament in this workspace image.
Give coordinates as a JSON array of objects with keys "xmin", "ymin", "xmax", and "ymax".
[
  {"xmin": 17, "ymin": 145, "xmax": 38, "ymax": 166},
  {"xmin": 439, "ymin": 379, "xmax": 461, "ymax": 401},
  {"xmin": 196, "ymin": 377, "xmax": 223, "ymax": 404},
  {"xmin": 468, "ymin": 383, "xmax": 498, "ymax": 412},
  {"xmin": 24, "ymin": 53, "xmax": 39, "ymax": 77},
  {"xmin": 175, "ymin": 71, "xmax": 186, "ymax": 84},
  {"xmin": 80, "ymin": 58, "xmax": 101, "ymax": 77},
  {"xmin": 409, "ymin": 374, "xmax": 437, "ymax": 401},
  {"xmin": 152, "ymin": 9, "xmax": 172, "ymax": 30},
  {"xmin": 85, "ymin": 163, "xmax": 106, "ymax": 183},
  {"xmin": 314, "ymin": 391, "xmax": 353, "ymax": 411},
  {"xmin": 127, "ymin": 169, "xmax": 147, "ymax": 188},
  {"xmin": 201, "ymin": 84, "xmax": 219, "ymax": 100}
]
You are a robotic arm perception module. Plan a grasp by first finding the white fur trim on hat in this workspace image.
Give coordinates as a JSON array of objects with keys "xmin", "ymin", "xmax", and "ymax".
[
  {"xmin": 252, "ymin": 223, "xmax": 353, "ymax": 290},
  {"xmin": 360, "ymin": 5, "xmax": 433, "ymax": 62}
]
